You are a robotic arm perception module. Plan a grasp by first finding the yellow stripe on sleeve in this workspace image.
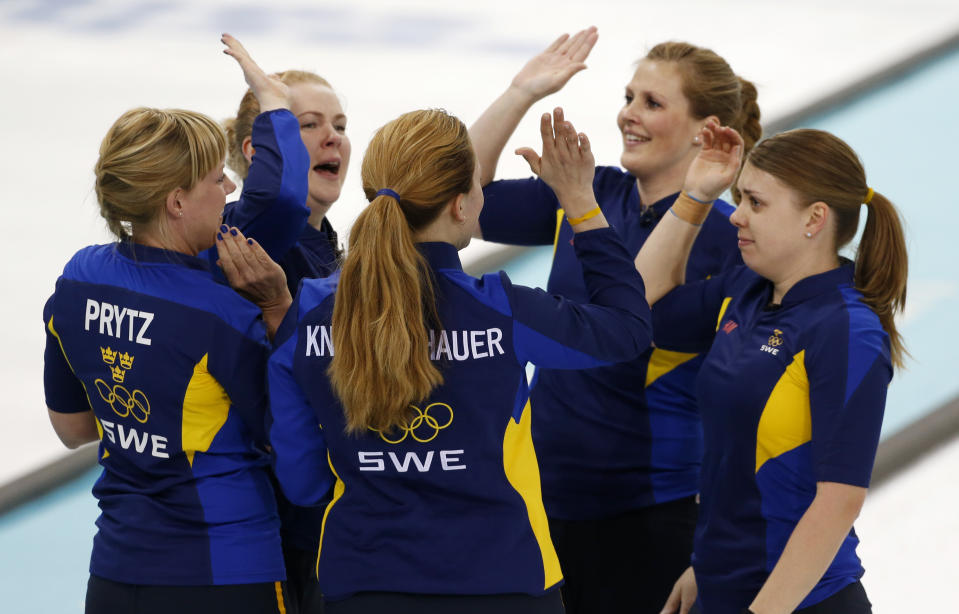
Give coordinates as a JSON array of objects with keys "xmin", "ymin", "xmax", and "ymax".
[
  {"xmin": 181, "ymin": 353, "xmax": 231, "ymax": 466},
  {"xmin": 316, "ymin": 453, "xmax": 345, "ymax": 579},
  {"xmin": 715, "ymin": 297, "xmax": 733, "ymax": 331},
  {"xmin": 503, "ymin": 400, "xmax": 563, "ymax": 590},
  {"xmin": 755, "ymin": 350, "xmax": 812, "ymax": 473},
  {"xmin": 645, "ymin": 348, "xmax": 699, "ymax": 387},
  {"xmin": 552, "ymin": 209, "xmax": 564, "ymax": 257}
]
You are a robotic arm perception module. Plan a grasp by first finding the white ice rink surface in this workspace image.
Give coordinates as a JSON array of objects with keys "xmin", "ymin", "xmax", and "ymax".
[{"xmin": 3, "ymin": 1, "xmax": 959, "ymax": 610}]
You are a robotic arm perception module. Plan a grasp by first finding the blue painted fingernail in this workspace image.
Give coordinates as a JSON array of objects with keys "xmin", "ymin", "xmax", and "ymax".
[
  {"xmin": 217, "ymin": 233, "xmax": 223, "ymax": 241},
  {"xmin": 220, "ymin": 225, "xmax": 228, "ymax": 232},
  {"xmin": 230, "ymin": 228, "xmax": 238, "ymax": 236},
  {"xmin": 247, "ymin": 238, "xmax": 253, "ymax": 245}
]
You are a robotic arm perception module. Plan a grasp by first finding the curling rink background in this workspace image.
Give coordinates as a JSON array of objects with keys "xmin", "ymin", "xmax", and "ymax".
[{"xmin": 2, "ymin": 0, "xmax": 958, "ymax": 611}]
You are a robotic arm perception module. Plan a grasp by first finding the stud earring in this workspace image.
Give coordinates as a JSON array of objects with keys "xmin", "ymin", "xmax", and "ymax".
[{"xmin": 805, "ymin": 232, "xmax": 812, "ymax": 238}]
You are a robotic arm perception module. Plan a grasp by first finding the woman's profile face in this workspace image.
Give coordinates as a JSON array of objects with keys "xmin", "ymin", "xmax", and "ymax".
[
  {"xmin": 731, "ymin": 163, "xmax": 812, "ymax": 283},
  {"xmin": 617, "ymin": 60, "xmax": 703, "ymax": 185},
  {"xmin": 178, "ymin": 162, "xmax": 237, "ymax": 254},
  {"xmin": 457, "ymin": 160, "xmax": 484, "ymax": 250}
]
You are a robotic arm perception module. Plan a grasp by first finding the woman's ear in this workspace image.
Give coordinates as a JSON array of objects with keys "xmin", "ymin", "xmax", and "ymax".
[
  {"xmin": 805, "ymin": 201, "xmax": 830, "ymax": 237},
  {"xmin": 450, "ymin": 193, "xmax": 468, "ymax": 224},
  {"xmin": 242, "ymin": 136, "xmax": 255, "ymax": 165},
  {"xmin": 166, "ymin": 188, "xmax": 184, "ymax": 219}
]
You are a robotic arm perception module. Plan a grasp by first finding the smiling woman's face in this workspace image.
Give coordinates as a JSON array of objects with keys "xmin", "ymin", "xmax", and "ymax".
[{"xmin": 617, "ymin": 60, "xmax": 702, "ymax": 184}]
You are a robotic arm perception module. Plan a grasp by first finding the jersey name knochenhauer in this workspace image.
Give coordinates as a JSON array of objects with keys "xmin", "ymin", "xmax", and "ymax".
[{"xmin": 305, "ymin": 326, "xmax": 505, "ymax": 361}]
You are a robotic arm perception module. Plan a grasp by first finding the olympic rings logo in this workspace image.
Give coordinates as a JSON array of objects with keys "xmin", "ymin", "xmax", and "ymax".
[
  {"xmin": 371, "ymin": 402, "xmax": 453, "ymax": 444},
  {"xmin": 94, "ymin": 378, "xmax": 151, "ymax": 423}
]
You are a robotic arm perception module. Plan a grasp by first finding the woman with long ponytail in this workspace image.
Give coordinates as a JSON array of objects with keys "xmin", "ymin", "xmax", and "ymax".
[
  {"xmin": 267, "ymin": 107, "xmax": 654, "ymax": 613},
  {"xmin": 634, "ymin": 124, "xmax": 907, "ymax": 614}
]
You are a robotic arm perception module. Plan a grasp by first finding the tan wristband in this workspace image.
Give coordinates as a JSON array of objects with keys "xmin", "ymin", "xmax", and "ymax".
[{"xmin": 670, "ymin": 192, "xmax": 713, "ymax": 226}]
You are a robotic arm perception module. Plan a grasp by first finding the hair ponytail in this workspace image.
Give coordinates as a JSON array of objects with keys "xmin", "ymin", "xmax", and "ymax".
[
  {"xmin": 747, "ymin": 129, "xmax": 908, "ymax": 370},
  {"xmin": 735, "ymin": 77, "xmax": 762, "ymax": 159},
  {"xmin": 854, "ymin": 191, "xmax": 908, "ymax": 369},
  {"xmin": 328, "ymin": 109, "xmax": 474, "ymax": 434},
  {"xmin": 329, "ymin": 195, "xmax": 442, "ymax": 434}
]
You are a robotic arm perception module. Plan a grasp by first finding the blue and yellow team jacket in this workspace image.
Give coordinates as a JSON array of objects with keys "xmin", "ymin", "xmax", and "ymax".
[
  {"xmin": 267, "ymin": 228, "xmax": 653, "ymax": 600},
  {"xmin": 654, "ymin": 262, "xmax": 890, "ymax": 613},
  {"xmin": 43, "ymin": 243, "xmax": 285, "ymax": 586},
  {"xmin": 214, "ymin": 108, "xmax": 334, "ymax": 552},
  {"xmin": 481, "ymin": 167, "xmax": 741, "ymax": 518},
  {"xmin": 208, "ymin": 108, "xmax": 310, "ymax": 283}
]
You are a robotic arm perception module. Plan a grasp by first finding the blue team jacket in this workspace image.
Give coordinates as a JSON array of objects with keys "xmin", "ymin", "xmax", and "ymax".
[
  {"xmin": 655, "ymin": 262, "xmax": 890, "ymax": 613},
  {"xmin": 43, "ymin": 243, "xmax": 285, "ymax": 585},
  {"xmin": 481, "ymin": 167, "xmax": 741, "ymax": 518},
  {"xmin": 205, "ymin": 108, "xmax": 310, "ymax": 279},
  {"xmin": 268, "ymin": 227, "xmax": 653, "ymax": 599}
]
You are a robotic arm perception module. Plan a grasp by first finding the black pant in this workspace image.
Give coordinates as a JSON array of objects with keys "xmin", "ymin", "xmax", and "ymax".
[
  {"xmin": 324, "ymin": 590, "xmax": 565, "ymax": 614},
  {"xmin": 85, "ymin": 574, "xmax": 290, "ymax": 614},
  {"xmin": 797, "ymin": 581, "xmax": 872, "ymax": 613},
  {"xmin": 549, "ymin": 495, "xmax": 698, "ymax": 614},
  {"xmin": 689, "ymin": 580, "xmax": 872, "ymax": 614},
  {"xmin": 284, "ymin": 544, "xmax": 324, "ymax": 614}
]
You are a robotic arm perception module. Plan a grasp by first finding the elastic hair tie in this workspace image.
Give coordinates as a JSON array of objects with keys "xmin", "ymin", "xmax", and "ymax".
[
  {"xmin": 863, "ymin": 187, "xmax": 874, "ymax": 205},
  {"xmin": 376, "ymin": 188, "xmax": 401, "ymax": 201}
]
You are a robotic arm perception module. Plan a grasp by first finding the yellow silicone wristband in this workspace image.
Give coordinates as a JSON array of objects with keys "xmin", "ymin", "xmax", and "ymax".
[{"xmin": 567, "ymin": 206, "xmax": 601, "ymax": 226}]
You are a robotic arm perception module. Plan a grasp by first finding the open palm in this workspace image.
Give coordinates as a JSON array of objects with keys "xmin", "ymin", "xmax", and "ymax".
[
  {"xmin": 511, "ymin": 27, "xmax": 598, "ymax": 99},
  {"xmin": 683, "ymin": 121, "xmax": 744, "ymax": 202}
]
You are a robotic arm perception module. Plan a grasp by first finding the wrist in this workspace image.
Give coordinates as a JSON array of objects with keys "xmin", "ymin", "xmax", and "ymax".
[
  {"xmin": 669, "ymin": 192, "xmax": 713, "ymax": 226},
  {"xmin": 505, "ymin": 82, "xmax": 542, "ymax": 107},
  {"xmin": 684, "ymin": 190, "xmax": 715, "ymax": 205}
]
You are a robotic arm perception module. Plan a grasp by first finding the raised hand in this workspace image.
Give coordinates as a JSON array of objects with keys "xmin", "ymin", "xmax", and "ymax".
[
  {"xmin": 683, "ymin": 120, "xmax": 744, "ymax": 203},
  {"xmin": 516, "ymin": 107, "xmax": 600, "ymax": 226},
  {"xmin": 221, "ymin": 33, "xmax": 290, "ymax": 112},
  {"xmin": 510, "ymin": 26, "xmax": 599, "ymax": 101}
]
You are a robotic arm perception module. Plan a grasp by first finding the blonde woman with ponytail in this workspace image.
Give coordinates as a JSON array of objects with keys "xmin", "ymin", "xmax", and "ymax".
[
  {"xmin": 267, "ymin": 107, "xmax": 653, "ymax": 613},
  {"xmin": 635, "ymin": 125, "xmax": 906, "ymax": 614},
  {"xmin": 470, "ymin": 31, "xmax": 762, "ymax": 614}
]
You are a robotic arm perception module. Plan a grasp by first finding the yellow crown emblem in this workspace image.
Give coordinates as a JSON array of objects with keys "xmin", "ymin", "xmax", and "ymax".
[
  {"xmin": 768, "ymin": 329, "xmax": 784, "ymax": 347},
  {"xmin": 100, "ymin": 346, "xmax": 117, "ymax": 364},
  {"xmin": 118, "ymin": 352, "xmax": 134, "ymax": 370},
  {"xmin": 110, "ymin": 365, "xmax": 126, "ymax": 383}
]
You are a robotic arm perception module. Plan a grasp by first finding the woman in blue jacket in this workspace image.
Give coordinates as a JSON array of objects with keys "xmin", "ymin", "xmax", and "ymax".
[
  {"xmin": 470, "ymin": 31, "xmax": 761, "ymax": 613},
  {"xmin": 43, "ymin": 35, "xmax": 297, "ymax": 614},
  {"xmin": 264, "ymin": 107, "xmax": 653, "ymax": 613},
  {"xmin": 638, "ymin": 123, "xmax": 906, "ymax": 614},
  {"xmin": 221, "ymin": 41, "xmax": 352, "ymax": 614}
]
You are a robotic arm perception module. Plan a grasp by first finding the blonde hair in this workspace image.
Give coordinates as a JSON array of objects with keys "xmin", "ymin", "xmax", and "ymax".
[
  {"xmin": 224, "ymin": 70, "xmax": 333, "ymax": 178},
  {"xmin": 94, "ymin": 107, "xmax": 227, "ymax": 239},
  {"xmin": 747, "ymin": 129, "xmax": 908, "ymax": 369},
  {"xmin": 329, "ymin": 109, "xmax": 475, "ymax": 434}
]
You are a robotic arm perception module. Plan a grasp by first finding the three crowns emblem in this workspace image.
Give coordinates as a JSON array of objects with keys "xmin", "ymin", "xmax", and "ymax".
[{"xmin": 101, "ymin": 346, "xmax": 134, "ymax": 382}]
